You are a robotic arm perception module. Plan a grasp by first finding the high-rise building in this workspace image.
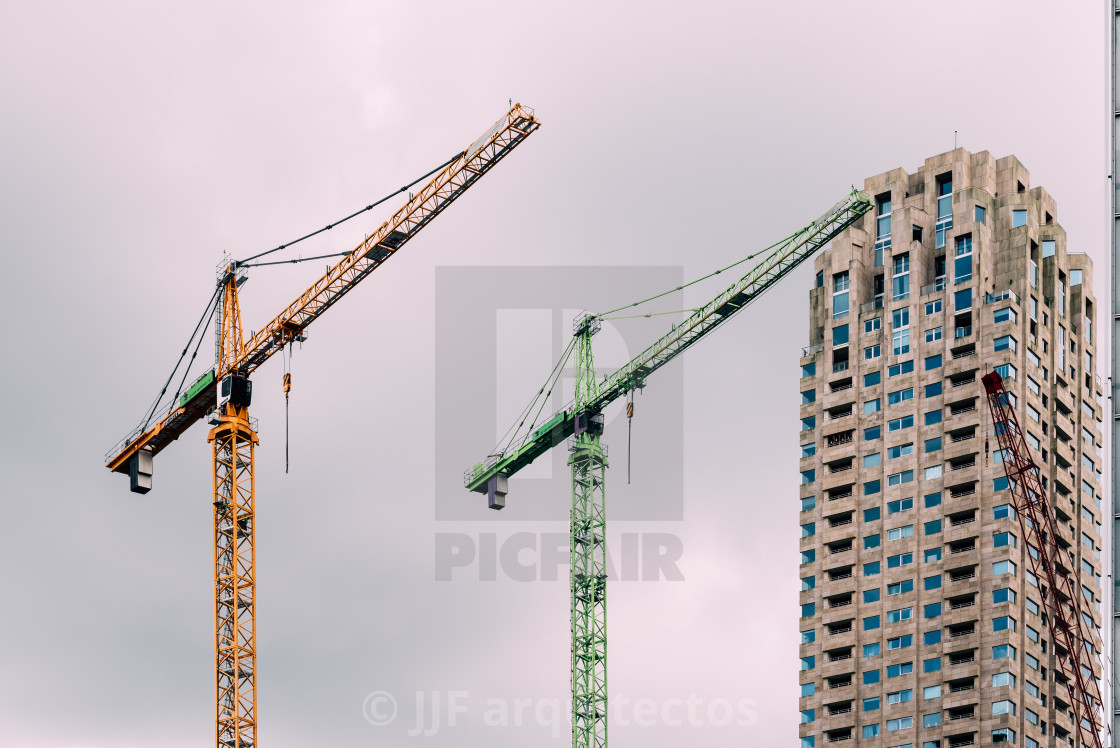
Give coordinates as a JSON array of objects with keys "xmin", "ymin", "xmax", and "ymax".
[{"xmin": 798, "ymin": 150, "xmax": 1105, "ymax": 748}]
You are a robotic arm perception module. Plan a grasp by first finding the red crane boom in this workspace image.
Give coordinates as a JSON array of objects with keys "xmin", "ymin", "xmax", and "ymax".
[{"xmin": 982, "ymin": 370, "xmax": 1104, "ymax": 748}]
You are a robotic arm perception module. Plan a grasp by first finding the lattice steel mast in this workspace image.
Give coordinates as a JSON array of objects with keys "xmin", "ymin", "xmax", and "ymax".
[{"xmin": 569, "ymin": 314, "xmax": 608, "ymax": 748}]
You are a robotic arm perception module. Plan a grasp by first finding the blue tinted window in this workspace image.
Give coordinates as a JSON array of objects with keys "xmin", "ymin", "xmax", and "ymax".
[
  {"xmin": 864, "ymin": 480, "xmax": 881, "ymax": 495},
  {"xmin": 925, "ymin": 381, "xmax": 942, "ymax": 396},
  {"xmin": 864, "ymin": 371, "xmax": 881, "ymax": 386},
  {"xmin": 864, "ymin": 426, "xmax": 881, "ymax": 441},
  {"xmin": 924, "ymin": 492, "xmax": 941, "ymax": 508},
  {"xmin": 923, "ymin": 630, "xmax": 941, "ymax": 645},
  {"xmin": 925, "ymin": 410, "xmax": 942, "ymax": 425},
  {"xmin": 925, "ymin": 354, "xmax": 942, "ymax": 370},
  {"xmin": 864, "ymin": 507, "xmax": 880, "ymax": 522},
  {"xmin": 864, "ymin": 562, "xmax": 881, "ymax": 576}
]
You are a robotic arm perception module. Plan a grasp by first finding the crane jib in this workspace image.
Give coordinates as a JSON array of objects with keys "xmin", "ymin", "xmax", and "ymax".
[
  {"xmin": 465, "ymin": 188, "xmax": 872, "ymax": 496},
  {"xmin": 106, "ymin": 104, "xmax": 541, "ymax": 476}
]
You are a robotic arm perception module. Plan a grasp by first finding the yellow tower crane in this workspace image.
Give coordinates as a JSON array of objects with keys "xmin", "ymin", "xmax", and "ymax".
[{"xmin": 104, "ymin": 104, "xmax": 540, "ymax": 748}]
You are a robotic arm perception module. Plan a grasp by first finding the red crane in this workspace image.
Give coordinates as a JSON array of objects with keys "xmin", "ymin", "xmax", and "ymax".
[{"xmin": 982, "ymin": 371, "xmax": 1105, "ymax": 748}]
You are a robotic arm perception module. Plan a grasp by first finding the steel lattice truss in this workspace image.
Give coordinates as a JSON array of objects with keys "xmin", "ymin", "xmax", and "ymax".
[
  {"xmin": 570, "ymin": 437, "xmax": 608, "ymax": 748},
  {"xmin": 570, "ymin": 325, "xmax": 608, "ymax": 748},
  {"xmin": 983, "ymin": 371, "xmax": 1104, "ymax": 748},
  {"xmin": 211, "ymin": 412, "xmax": 258, "ymax": 748}
]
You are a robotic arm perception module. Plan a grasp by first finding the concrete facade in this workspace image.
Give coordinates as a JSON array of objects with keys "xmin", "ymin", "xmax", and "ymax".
[{"xmin": 798, "ymin": 150, "xmax": 1105, "ymax": 748}]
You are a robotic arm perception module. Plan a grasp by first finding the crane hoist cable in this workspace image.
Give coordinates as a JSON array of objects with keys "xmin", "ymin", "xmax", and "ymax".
[
  {"xmin": 236, "ymin": 150, "xmax": 467, "ymax": 266},
  {"xmin": 283, "ymin": 343, "xmax": 292, "ymax": 474},
  {"xmin": 626, "ymin": 393, "xmax": 634, "ymax": 484}
]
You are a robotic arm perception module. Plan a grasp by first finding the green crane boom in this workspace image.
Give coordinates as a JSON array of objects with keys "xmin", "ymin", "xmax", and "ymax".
[
  {"xmin": 462, "ymin": 186, "xmax": 871, "ymax": 748},
  {"xmin": 464, "ymin": 187, "xmax": 873, "ymax": 502}
]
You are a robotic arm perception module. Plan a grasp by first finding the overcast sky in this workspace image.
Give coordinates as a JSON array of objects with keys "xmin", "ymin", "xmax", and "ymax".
[{"xmin": 0, "ymin": 2, "xmax": 1110, "ymax": 747}]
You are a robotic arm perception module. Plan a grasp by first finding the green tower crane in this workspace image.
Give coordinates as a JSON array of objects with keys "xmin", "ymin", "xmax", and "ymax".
[{"xmin": 464, "ymin": 188, "xmax": 873, "ymax": 747}]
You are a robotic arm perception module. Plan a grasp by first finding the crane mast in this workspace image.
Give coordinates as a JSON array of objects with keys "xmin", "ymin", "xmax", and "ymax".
[
  {"xmin": 104, "ymin": 104, "xmax": 540, "ymax": 748},
  {"xmin": 465, "ymin": 188, "xmax": 872, "ymax": 748},
  {"xmin": 983, "ymin": 371, "xmax": 1105, "ymax": 748}
]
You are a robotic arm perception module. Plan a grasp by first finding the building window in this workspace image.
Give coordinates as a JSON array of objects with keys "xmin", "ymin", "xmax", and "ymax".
[
  {"xmin": 864, "ymin": 480, "xmax": 881, "ymax": 495},
  {"xmin": 886, "ymin": 717, "xmax": 913, "ymax": 732},
  {"xmin": 865, "ymin": 317, "xmax": 881, "ymax": 333},
  {"xmin": 924, "ymin": 326, "xmax": 942, "ymax": 343},
  {"xmin": 1012, "ymin": 209, "xmax": 1027, "ymax": 228},
  {"xmin": 925, "ymin": 299, "xmax": 942, "ymax": 315},
  {"xmin": 935, "ymin": 173, "xmax": 952, "ymax": 247},
  {"xmin": 887, "ymin": 497, "xmax": 913, "ymax": 513},
  {"xmin": 993, "ymin": 560, "xmax": 1017, "ymax": 576},
  {"xmin": 892, "ymin": 253, "xmax": 910, "ymax": 300},
  {"xmin": 833, "ymin": 324, "xmax": 849, "ymax": 346},
  {"xmin": 994, "ymin": 335, "xmax": 1017, "ymax": 352},
  {"xmin": 1058, "ymin": 276, "xmax": 1066, "ymax": 318},
  {"xmin": 953, "ymin": 234, "xmax": 972, "ymax": 283},
  {"xmin": 886, "ymin": 443, "xmax": 913, "ymax": 461},
  {"xmin": 925, "ymin": 437, "xmax": 941, "ymax": 453},
  {"xmin": 923, "ymin": 465, "xmax": 942, "ymax": 480},
  {"xmin": 925, "ymin": 354, "xmax": 942, "ymax": 370},
  {"xmin": 875, "ymin": 193, "xmax": 892, "ymax": 267},
  {"xmin": 975, "ymin": 204, "xmax": 986, "ymax": 224},
  {"xmin": 865, "ymin": 398, "xmax": 881, "ymax": 414},
  {"xmin": 887, "ymin": 388, "xmax": 913, "ymax": 405},
  {"xmin": 1071, "ymin": 268, "xmax": 1083, "ymax": 286},
  {"xmin": 887, "ymin": 525, "xmax": 914, "ymax": 541},
  {"xmin": 887, "ymin": 470, "xmax": 914, "ymax": 486},
  {"xmin": 865, "ymin": 344, "xmax": 881, "ymax": 360},
  {"xmin": 1042, "ymin": 239, "xmax": 1056, "ymax": 257},
  {"xmin": 888, "ymin": 415, "xmax": 914, "ymax": 431},
  {"xmin": 888, "ymin": 360, "xmax": 914, "ymax": 377},
  {"xmin": 833, "ymin": 271, "xmax": 850, "ymax": 318},
  {"xmin": 892, "ymin": 308, "xmax": 910, "ymax": 355},
  {"xmin": 1029, "ymin": 259, "xmax": 1038, "ymax": 288}
]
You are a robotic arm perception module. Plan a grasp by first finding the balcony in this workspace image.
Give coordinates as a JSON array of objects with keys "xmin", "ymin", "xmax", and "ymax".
[
  {"xmin": 922, "ymin": 277, "xmax": 947, "ymax": 294},
  {"xmin": 985, "ymin": 289, "xmax": 1018, "ymax": 305},
  {"xmin": 802, "ymin": 343, "xmax": 825, "ymax": 357},
  {"xmin": 860, "ymin": 298, "xmax": 884, "ymax": 314}
]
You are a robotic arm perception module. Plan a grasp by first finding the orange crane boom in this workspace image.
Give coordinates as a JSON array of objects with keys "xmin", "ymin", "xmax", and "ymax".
[
  {"xmin": 106, "ymin": 103, "xmax": 540, "ymax": 478},
  {"xmin": 103, "ymin": 104, "xmax": 540, "ymax": 748}
]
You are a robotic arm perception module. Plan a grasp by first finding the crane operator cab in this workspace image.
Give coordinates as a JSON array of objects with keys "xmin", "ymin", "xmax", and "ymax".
[{"xmin": 218, "ymin": 374, "xmax": 252, "ymax": 414}]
